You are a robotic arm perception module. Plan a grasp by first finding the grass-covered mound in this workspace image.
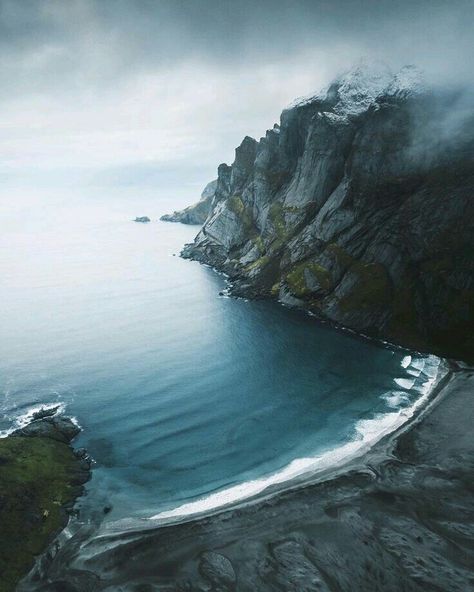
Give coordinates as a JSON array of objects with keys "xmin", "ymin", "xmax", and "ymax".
[{"xmin": 0, "ymin": 419, "xmax": 90, "ymax": 592}]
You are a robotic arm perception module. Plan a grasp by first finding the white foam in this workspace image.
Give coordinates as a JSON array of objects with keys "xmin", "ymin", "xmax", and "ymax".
[
  {"xmin": 150, "ymin": 355, "xmax": 441, "ymax": 523},
  {"xmin": 401, "ymin": 355, "xmax": 412, "ymax": 368},
  {"xmin": 0, "ymin": 402, "xmax": 66, "ymax": 438},
  {"xmin": 383, "ymin": 391, "xmax": 410, "ymax": 409},
  {"xmin": 394, "ymin": 377, "xmax": 416, "ymax": 389},
  {"xmin": 411, "ymin": 358, "xmax": 425, "ymax": 371}
]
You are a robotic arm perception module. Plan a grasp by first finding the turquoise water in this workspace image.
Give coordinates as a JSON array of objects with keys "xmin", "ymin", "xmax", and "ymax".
[{"xmin": 0, "ymin": 190, "xmax": 436, "ymax": 521}]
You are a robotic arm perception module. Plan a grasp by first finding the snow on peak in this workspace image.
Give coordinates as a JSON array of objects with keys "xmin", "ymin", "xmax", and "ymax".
[
  {"xmin": 385, "ymin": 65, "xmax": 425, "ymax": 98},
  {"xmin": 287, "ymin": 89, "xmax": 325, "ymax": 109},
  {"xmin": 332, "ymin": 62, "xmax": 393, "ymax": 115},
  {"xmin": 288, "ymin": 63, "xmax": 425, "ymax": 115}
]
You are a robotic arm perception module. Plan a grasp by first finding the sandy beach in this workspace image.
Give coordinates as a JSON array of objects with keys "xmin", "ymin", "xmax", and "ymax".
[{"xmin": 18, "ymin": 361, "xmax": 474, "ymax": 592}]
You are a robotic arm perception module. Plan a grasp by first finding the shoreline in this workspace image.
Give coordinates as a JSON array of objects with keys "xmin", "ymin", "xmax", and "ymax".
[
  {"xmin": 103, "ymin": 354, "xmax": 448, "ymax": 532},
  {"xmin": 0, "ymin": 412, "xmax": 90, "ymax": 592},
  {"xmin": 20, "ymin": 360, "xmax": 474, "ymax": 591},
  {"xmin": 83, "ymin": 358, "xmax": 454, "ymax": 537},
  {"xmin": 95, "ymin": 254, "xmax": 453, "ymax": 531},
  {"xmin": 6, "ymin": 250, "xmax": 469, "ymax": 589},
  {"xmin": 187, "ymin": 252, "xmax": 473, "ymax": 364}
]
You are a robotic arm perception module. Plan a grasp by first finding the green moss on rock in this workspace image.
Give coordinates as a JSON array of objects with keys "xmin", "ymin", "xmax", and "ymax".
[
  {"xmin": 0, "ymin": 436, "xmax": 83, "ymax": 592},
  {"xmin": 285, "ymin": 261, "xmax": 332, "ymax": 298},
  {"xmin": 227, "ymin": 195, "xmax": 245, "ymax": 216},
  {"xmin": 252, "ymin": 235, "xmax": 266, "ymax": 255},
  {"xmin": 267, "ymin": 203, "xmax": 305, "ymax": 254},
  {"xmin": 269, "ymin": 202, "xmax": 287, "ymax": 239},
  {"xmin": 227, "ymin": 195, "xmax": 255, "ymax": 233},
  {"xmin": 244, "ymin": 255, "xmax": 270, "ymax": 273},
  {"xmin": 326, "ymin": 243, "xmax": 354, "ymax": 268},
  {"xmin": 270, "ymin": 282, "xmax": 281, "ymax": 296}
]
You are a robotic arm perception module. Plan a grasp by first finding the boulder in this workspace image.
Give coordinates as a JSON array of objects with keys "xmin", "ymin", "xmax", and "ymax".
[
  {"xmin": 11, "ymin": 416, "xmax": 80, "ymax": 444},
  {"xmin": 199, "ymin": 551, "xmax": 236, "ymax": 589}
]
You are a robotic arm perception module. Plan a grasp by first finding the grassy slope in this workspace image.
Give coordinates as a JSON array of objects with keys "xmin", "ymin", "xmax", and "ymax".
[{"xmin": 0, "ymin": 436, "xmax": 81, "ymax": 592}]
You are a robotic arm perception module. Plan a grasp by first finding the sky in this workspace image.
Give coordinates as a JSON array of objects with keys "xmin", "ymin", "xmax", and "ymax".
[{"xmin": 0, "ymin": 0, "xmax": 472, "ymax": 204}]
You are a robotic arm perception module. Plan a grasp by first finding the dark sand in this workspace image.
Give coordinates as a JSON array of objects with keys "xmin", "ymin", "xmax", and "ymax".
[{"xmin": 20, "ymin": 365, "xmax": 474, "ymax": 592}]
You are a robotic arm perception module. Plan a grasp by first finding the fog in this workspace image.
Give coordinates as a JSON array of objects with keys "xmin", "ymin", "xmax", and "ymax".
[{"xmin": 0, "ymin": 0, "xmax": 472, "ymax": 204}]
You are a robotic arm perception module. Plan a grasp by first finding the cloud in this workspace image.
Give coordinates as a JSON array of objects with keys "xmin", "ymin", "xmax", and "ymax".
[{"xmin": 0, "ymin": 0, "xmax": 472, "ymax": 197}]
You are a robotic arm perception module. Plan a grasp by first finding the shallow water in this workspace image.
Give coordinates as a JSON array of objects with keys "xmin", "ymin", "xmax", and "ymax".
[{"xmin": 0, "ymin": 190, "xmax": 437, "ymax": 521}]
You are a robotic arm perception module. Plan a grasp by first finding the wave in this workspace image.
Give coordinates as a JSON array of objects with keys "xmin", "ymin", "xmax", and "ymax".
[
  {"xmin": 0, "ymin": 401, "xmax": 70, "ymax": 437},
  {"xmin": 148, "ymin": 354, "xmax": 442, "ymax": 523}
]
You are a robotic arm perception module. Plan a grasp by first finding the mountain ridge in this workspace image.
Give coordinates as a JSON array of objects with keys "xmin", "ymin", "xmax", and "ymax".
[{"xmin": 180, "ymin": 66, "xmax": 474, "ymax": 360}]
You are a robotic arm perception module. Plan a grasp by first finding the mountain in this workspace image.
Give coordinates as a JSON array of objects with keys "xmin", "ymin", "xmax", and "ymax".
[
  {"xmin": 161, "ymin": 179, "xmax": 217, "ymax": 224},
  {"xmin": 181, "ymin": 65, "xmax": 474, "ymax": 361}
]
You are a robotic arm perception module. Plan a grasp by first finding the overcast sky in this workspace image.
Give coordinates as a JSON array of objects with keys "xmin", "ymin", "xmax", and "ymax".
[{"xmin": 0, "ymin": 0, "xmax": 472, "ymax": 200}]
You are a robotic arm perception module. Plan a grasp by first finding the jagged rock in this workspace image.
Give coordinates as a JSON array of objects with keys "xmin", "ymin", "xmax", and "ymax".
[
  {"xmin": 31, "ymin": 406, "xmax": 61, "ymax": 421},
  {"xmin": 270, "ymin": 540, "xmax": 331, "ymax": 592},
  {"xmin": 161, "ymin": 180, "xmax": 217, "ymax": 225},
  {"xmin": 182, "ymin": 65, "xmax": 474, "ymax": 361},
  {"xmin": 134, "ymin": 216, "xmax": 150, "ymax": 223},
  {"xmin": 11, "ymin": 416, "xmax": 80, "ymax": 444},
  {"xmin": 199, "ymin": 551, "xmax": 236, "ymax": 589}
]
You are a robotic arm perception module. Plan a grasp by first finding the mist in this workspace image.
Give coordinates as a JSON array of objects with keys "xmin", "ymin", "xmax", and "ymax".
[{"xmin": 0, "ymin": 0, "xmax": 472, "ymax": 205}]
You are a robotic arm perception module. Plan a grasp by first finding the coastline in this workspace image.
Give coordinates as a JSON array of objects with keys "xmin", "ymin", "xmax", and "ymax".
[
  {"xmin": 4, "ymin": 222, "xmax": 458, "ymax": 589},
  {"xmin": 4, "ymin": 251, "xmax": 468, "ymax": 590},
  {"xmin": 19, "ymin": 360, "xmax": 474, "ymax": 591},
  {"xmin": 110, "ymin": 354, "xmax": 448, "ymax": 530},
  {"xmin": 185, "ymin": 249, "xmax": 474, "ymax": 364},
  {"xmin": 9, "ymin": 248, "xmax": 469, "ymax": 591},
  {"xmin": 6, "ymin": 356, "xmax": 454, "ymax": 592},
  {"xmin": 0, "ymin": 412, "xmax": 90, "ymax": 592}
]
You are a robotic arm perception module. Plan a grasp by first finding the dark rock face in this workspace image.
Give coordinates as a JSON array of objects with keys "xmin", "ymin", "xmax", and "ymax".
[
  {"xmin": 182, "ymin": 68, "xmax": 474, "ymax": 360},
  {"xmin": 199, "ymin": 551, "xmax": 236, "ymax": 590},
  {"xmin": 11, "ymin": 416, "xmax": 81, "ymax": 444},
  {"xmin": 161, "ymin": 180, "xmax": 217, "ymax": 225},
  {"xmin": 134, "ymin": 216, "xmax": 151, "ymax": 223}
]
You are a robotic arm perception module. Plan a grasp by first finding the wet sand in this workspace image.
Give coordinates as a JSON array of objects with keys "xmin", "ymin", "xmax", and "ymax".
[{"xmin": 18, "ymin": 361, "xmax": 474, "ymax": 592}]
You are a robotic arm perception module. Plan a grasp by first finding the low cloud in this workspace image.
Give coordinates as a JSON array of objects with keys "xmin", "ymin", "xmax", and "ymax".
[{"xmin": 0, "ymin": 0, "xmax": 472, "ymax": 198}]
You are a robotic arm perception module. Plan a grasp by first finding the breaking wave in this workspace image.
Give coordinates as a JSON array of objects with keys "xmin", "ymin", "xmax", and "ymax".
[{"xmin": 148, "ymin": 354, "xmax": 442, "ymax": 524}]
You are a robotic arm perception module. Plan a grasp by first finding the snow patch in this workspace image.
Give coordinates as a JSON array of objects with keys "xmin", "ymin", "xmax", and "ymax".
[{"xmin": 288, "ymin": 63, "xmax": 425, "ymax": 116}]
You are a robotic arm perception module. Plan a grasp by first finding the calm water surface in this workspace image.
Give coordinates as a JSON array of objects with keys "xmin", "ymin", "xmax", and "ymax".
[{"xmin": 0, "ymin": 190, "xmax": 432, "ymax": 520}]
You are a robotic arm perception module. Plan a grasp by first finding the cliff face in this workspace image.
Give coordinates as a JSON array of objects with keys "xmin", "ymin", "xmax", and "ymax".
[
  {"xmin": 182, "ymin": 66, "xmax": 474, "ymax": 361},
  {"xmin": 161, "ymin": 179, "xmax": 217, "ymax": 225}
]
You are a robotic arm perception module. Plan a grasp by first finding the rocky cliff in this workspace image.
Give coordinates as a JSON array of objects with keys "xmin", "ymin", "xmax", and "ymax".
[
  {"xmin": 161, "ymin": 179, "xmax": 217, "ymax": 224},
  {"xmin": 182, "ymin": 66, "xmax": 474, "ymax": 361}
]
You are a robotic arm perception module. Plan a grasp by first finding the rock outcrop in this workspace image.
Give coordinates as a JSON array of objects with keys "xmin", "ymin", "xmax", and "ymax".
[
  {"xmin": 161, "ymin": 179, "xmax": 217, "ymax": 225},
  {"xmin": 182, "ymin": 65, "xmax": 474, "ymax": 361},
  {"xmin": 11, "ymin": 415, "xmax": 81, "ymax": 444},
  {"xmin": 0, "ymin": 412, "xmax": 91, "ymax": 592},
  {"xmin": 134, "ymin": 216, "xmax": 150, "ymax": 223}
]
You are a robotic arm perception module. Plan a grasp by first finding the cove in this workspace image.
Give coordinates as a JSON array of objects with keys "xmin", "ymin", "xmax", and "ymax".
[{"xmin": 0, "ymin": 192, "xmax": 439, "ymax": 522}]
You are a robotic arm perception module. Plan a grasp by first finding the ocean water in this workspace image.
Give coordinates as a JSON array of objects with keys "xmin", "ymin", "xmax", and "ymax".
[{"xmin": 0, "ymin": 189, "xmax": 439, "ymax": 523}]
